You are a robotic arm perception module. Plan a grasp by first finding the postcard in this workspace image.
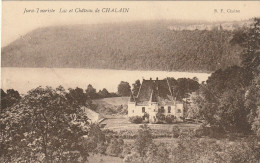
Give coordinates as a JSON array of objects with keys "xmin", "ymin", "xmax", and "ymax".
[{"xmin": 1, "ymin": 1, "xmax": 260, "ymax": 163}]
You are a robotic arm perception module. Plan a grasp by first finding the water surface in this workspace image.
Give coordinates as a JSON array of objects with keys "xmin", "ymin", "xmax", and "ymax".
[{"xmin": 1, "ymin": 68, "xmax": 211, "ymax": 94}]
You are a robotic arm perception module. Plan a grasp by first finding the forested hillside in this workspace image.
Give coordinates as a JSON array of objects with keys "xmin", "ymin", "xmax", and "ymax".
[{"xmin": 2, "ymin": 20, "xmax": 243, "ymax": 72}]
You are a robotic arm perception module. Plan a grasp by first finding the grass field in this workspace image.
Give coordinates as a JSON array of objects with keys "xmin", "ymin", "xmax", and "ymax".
[
  {"xmin": 94, "ymin": 97, "xmax": 200, "ymax": 132},
  {"xmin": 102, "ymin": 117, "xmax": 200, "ymax": 132},
  {"xmin": 88, "ymin": 154, "xmax": 123, "ymax": 163},
  {"xmin": 93, "ymin": 97, "xmax": 129, "ymax": 106}
]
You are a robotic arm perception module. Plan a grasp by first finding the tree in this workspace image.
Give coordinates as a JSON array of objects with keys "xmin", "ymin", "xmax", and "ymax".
[
  {"xmin": 228, "ymin": 18, "xmax": 260, "ymax": 134},
  {"xmin": 192, "ymin": 77, "xmax": 199, "ymax": 82},
  {"xmin": 134, "ymin": 124, "xmax": 153, "ymax": 159},
  {"xmin": 0, "ymin": 86, "xmax": 89, "ymax": 162},
  {"xmin": 1, "ymin": 89, "xmax": 21, "ymax": 112},
  {"xmin": 0, "ymin": 89, "xmax": 21, "ymax": 160},
  {"xmin": 0, "ymin": 89, "xmax": 22, "ymax": 156},
  {"xmin": 117, "ymin": 81, "xmax": 131, "ymax": 96},
  {"xmin": 83, "ymin": 123, "xmax": 106, "ymax": 154},
  {"xmin": 106, "ymin": 138, "xmax": 124, "ymax": 157},
  {"xmin": 1, "ymin": 89, "xmax": 8, "ymax": 111},
  {"xmin": 206, "ymin": 66, "xmax": 253, "ymax": 97},
  {"xmin": 172, "ymin": 78, "xmax": 200, "ymax": 100},
  {"xmin": 217, "ymin": 89, "xmax": 250, "ymax": 132},
  {"xmin": 86, "ymin": 84, "xmax": 99, "ymax": 99},
  {"xmin": 231, "ymin": 18, "xmax": 260, "ymax": 75},
  {"xmin": 155, "ymin": 143, "xmax": 170, "ymax": 163},
  {"xmin": 241, "ymin": 18, "xmax": 260, "ymax": 75},
  {"xmin": 248, "ymin": 76, "xmax": 260, "ymax": 136},
  {"xmin": 192, "ymin": 66, "xmax": 254, "ymax": 133},
  {"xmin": 132, "ymin": 80, "xmax": 141, "ymax": 97},
  {"xmin": 98, "ymin": 88, "xmax": 110, "ymax": 98},
  {"xmin": 67, "ymin": 87, "xmax": 88, "ymax": 106}
]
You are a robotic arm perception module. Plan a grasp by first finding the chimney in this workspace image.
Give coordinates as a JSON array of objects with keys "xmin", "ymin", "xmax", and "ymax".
[
  {"xmin": 156, "ymin": 77, "xmax": 158, "ymax": 80},
  {"xmin": 150, "ymin": 78, "xmax": 152, "ymax": 80}
]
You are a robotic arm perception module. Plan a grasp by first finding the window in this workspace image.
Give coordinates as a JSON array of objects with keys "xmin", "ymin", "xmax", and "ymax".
[
  {"xmin": 132, "ymin": 110, "xmax": 134, "ymax": 113},
  {"xmin": 161, "ymin": 107, "xmax": 165, "ymax": 113},
  {"xmin": 168, "ymin": 106, "xmax": 171, "ymax": 113},
  {"xmin": 142, "ymin": 107, "xmax": 145, "ymax": 113},
  {"xmin": 177, "ymin": 109, "xmax": 181, "ymax": 113}
]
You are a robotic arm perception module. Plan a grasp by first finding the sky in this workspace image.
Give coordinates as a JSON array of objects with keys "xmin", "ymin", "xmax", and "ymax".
[{"xmin": 2, "ymin": 1, "xmax": 260, "ymax": 47}]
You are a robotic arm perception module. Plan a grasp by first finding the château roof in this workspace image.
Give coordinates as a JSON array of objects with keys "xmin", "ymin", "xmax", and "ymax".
[{"xmin": 134, "ymin": 78, "xmax": 175, "ymax": 106}]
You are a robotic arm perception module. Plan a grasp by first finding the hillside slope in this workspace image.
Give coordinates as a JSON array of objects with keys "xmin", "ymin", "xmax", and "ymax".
[
  {"xmin": 93, "ymin": 97, "xmax": 129, "ymax": 106},
  {"xmin": 2, "ymin": 21, "xmax": 242, "ymax": 71},
  {"xmin": 92, "ymin": 97, "xmax": 129, "ymax": 116}
]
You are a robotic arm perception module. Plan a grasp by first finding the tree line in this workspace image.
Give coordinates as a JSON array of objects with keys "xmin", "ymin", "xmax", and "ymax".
[
  {"xmin": 188, "ymin": 18, "xmax": 260, "ymax": 135},
  {"xmin": 2, "ymin": 20, "xmax": 242, "ymax": 72}
]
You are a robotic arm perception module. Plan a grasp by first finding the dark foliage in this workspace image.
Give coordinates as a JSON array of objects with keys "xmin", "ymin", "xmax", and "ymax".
[
  {"xmin": 132, "ymin": 80, "xmax": 141, "ymax": 97},
  {"xmin": 207, "ymin": 66, "xmax": 253, "ymax": 97},
  {"xmin": 98, "ymin": 88, "xmax": 110, "ymax": 98},
  {"xmin": 66, "ymin": 87, "xmax": 88, "ymax": 106},
  {"xmin": 2, "ymin": 21, "xmax": 242, "ymax": 72},
  {"xmin": 0, "ymin": 86, "xmax": 89, "ymax": 162},
  {"xmin": 0, "ymin": 89, "xmax": 21, "ymax": 111},
  {"xmin": 106, "ymin": 138, "xmax": 124, "ymax": 157},
  {"xmin": 156, "ymin": 113, "xmax": 166, "ymax": 123},
  {"xmin": 117, "ymin": 81, "xmax": 131, "ymax": 96},
  {"xmin": 85, "ymin": 84, "xmax": 119, "ymax": 100},
  {"xmin": 86, "ymin": 84, "xmax": 99, "ymax": 99},
  {"xmin": 134, "ymin": 124, "xmax": 153, "ymax": 158},
  {"xmin": 192, "ymin": 65, "xmax": 254, "ymax": 133},
  {"xmin": 171, "ymin": 126, "xmax": 181, "ymax": 138},
  {"xmin": 129, "ymin": 116, "xmax": 143, "ymax": 124},
  {"xmin": 165, "ymin": 115, "xmax": 176, "ymax": 124}
]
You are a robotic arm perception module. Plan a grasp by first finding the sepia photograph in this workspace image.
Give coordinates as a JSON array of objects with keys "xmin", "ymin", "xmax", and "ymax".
[{"xmin": 1, "ymin": 1, "xmax": 260, "ymax": 162}]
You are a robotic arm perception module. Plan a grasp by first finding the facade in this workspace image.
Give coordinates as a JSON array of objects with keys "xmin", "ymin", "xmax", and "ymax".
[{"xmin": 128, "ymin": 78, "xmax": 184, "ymax": 123}]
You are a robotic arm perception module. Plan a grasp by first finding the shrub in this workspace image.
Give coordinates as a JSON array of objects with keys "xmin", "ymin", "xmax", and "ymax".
[
  {"xmin": 156, "ymin": 113, "xmax": 165, "ymax": 123},
  {"xmin": 165, "ymin": 115, "xmax": 176, "ymax": 124},
  {"xmin": 123, "ymin": 152, "xmax": 140, "ymax": 163},
  {"xmin": 134, "ymin": 124, "xmax": 153, "ymax": 158},
  {"xmin": 95, "ymin": 143, "xmax": 107, "ymax": 154},
  {"xmin": 129, "ymin": 116, "xmax": 143, "ymax": 124},
  {"xmin": 121, "ymin": 144, "xmax": 134, "ymax": 158},
  {"xmin": 106, "ymin": 138, "xmax": 124, "ymax": 157},
  {"xmin": 171, "ymin": 126, "xmax": 181, "ymax": 138},
  {"xmin": 193, "ymin": 124, "xmax": 207, "ymax": 138}
]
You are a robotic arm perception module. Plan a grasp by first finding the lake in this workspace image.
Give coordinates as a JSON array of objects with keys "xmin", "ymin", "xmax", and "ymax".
[{"xmin": 1, "ymin": 68, "xmax": 211, "ymax": 94}]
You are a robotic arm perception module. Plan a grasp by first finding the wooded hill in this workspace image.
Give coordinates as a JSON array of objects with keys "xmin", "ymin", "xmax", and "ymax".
[{"xmin": 2, "ymin": 20, "xmax": 243, "ymax": 72}]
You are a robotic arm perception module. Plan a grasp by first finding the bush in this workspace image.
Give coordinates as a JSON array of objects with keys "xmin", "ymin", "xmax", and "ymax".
[
  {"xmin": 134, "ymin": 124, "xmax": 153, "ymax": 158},
  {"xmin": 156, "ymin": 113, "xmax": 165, "ymax": 123},
  {"xmin": 95, "ymin": 143, "xmax": 107, "ymax": 154},
  {"xmin": 165, "ymin": 115, "xmax": 176, "ymax": 124},
  {"xmin": 129, "ymin": 116, "xmax": 143, "ymax": 124},
  {"xmin": 193, "ymin": 124, "xmax": 207, "ymax": 138},
  {"xmin": 123, "ymin": 152, "xmax": 140, "ymax": 163},
  {"xmin": 106, "ymin": 138, "xmax": 124, "ymax": 157},
  {"xmin": 121, "ymin": 144, "xmax": 134, "ymax": 158},
  {"xmin": 171, "ymin": 126, "xmax": 181, "ymax": 138}
]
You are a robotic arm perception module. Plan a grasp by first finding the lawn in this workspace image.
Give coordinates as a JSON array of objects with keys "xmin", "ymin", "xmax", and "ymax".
[
  {"xmin": 102, "ymin": 117, "xmax": 200, "ymax": 132},
  {"xmin": 93, "ymin": 97, "xmax": 129, "ymax": 106},
  {"xmin": 88, "ymin": 154, "xmax": 123, "ymax": 163}
]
